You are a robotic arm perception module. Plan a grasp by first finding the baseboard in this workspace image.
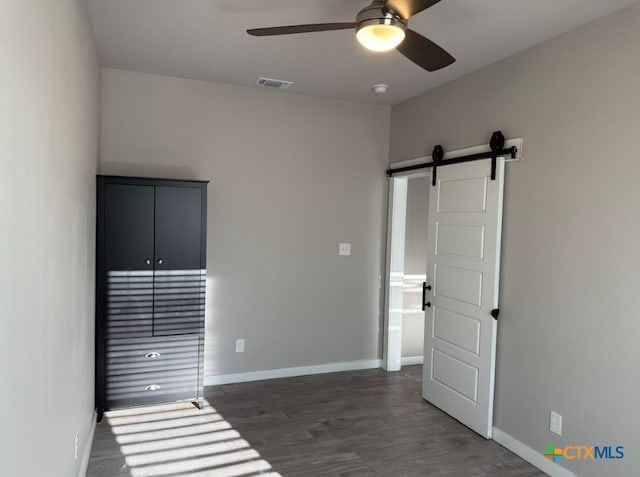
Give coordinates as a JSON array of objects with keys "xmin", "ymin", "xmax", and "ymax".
[
  {"xmin": 78, "ymin": 410, "xmax": 97, "ymax": 477},
  {"xmin": 401, "ymin": 355, "xmax": 424, "ymax": 366},
  {"xmin": 493, "ymin": 428, "xmax": 578, "ymax": 477},
  {"xmin": 205, "ymin": 359, "xmax": 382, "ymax": 386}
]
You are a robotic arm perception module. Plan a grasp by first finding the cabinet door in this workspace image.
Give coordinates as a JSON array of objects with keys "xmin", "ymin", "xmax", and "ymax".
[
  {"xmin": 105, "ymin": 184, "xmax": 156, "ymax": 270},
  {"xmin": 154, "ymin": 186, "xmax": 203, "ymax": 269},
  {"xmin": 104, "ymin": 184, "xmax": 155, "ymax": 338},
  {"xmin": 153, "ymin": 186, "xmax": 205, "ymax": 336}
]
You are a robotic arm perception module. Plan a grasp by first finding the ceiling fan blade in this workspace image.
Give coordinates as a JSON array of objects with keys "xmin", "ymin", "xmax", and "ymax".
[
  {"xmin": 385, "ymin": 0, "xmax": 441, "ymax": 19},
  {"xmin": 396, "ymin": 29, "xmax": 455, "ymax": 72},
  {"xmin": 247, "ymin": 23, "xmax": 355, "ymax": 37}
]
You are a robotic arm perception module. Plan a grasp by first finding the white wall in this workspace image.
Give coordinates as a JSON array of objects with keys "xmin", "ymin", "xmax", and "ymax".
[
  {"xmin": 391, "ymin": 4, "xmax": 640, "ymax": 476},
  {"xmin": 0, "ymin": 1, "xmax": 100, "ymax": 476},
  {"xmin": 100, "ymin": 68, "xmax": 391, "ymax": 377}
]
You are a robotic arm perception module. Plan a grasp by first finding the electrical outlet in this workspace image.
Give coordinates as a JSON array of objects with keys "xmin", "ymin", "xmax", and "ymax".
[
  {"xmin": 74, "ymin": 430, "xmax": 79, "ymax": 460},
  {"xmin": 235, "ymin": 339, "xmax": 245, "ymax": 353},
  {"xmin": 550, "ymin": 411, "xmax": 562, "ymax": 436}
]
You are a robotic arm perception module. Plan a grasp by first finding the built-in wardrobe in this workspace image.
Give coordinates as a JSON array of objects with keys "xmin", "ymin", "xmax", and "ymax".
[{"xmin": 95, "ymin": 176, "xmax": 208, "ymax": 421}]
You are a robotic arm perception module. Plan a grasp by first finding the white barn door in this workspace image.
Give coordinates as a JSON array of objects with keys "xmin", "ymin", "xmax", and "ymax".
[{"xmin": 422, "ymin": 157, "xmax": 505, "ymax": 439}]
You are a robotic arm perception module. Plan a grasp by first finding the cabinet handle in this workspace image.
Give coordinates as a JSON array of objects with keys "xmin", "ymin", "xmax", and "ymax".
[
  {"xmin": 145, "ymin": 384, "xmax": 161, "ymax": 391},
  {"xmin": 145, "ymin": 352, "xmax": 161, "ymax": 359},
  {"xmin": 157, "ymin": 259, "xmax": 163, "ymax": 265},
  {"xmin": 145, "ymin": 259, "xmax": 151, "ymax": 265}
]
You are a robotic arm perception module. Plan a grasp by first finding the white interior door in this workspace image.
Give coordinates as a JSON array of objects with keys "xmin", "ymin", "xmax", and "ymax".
[{"xmin": 422, "ymin": 157, "xmax": 505, "ymax": 439}]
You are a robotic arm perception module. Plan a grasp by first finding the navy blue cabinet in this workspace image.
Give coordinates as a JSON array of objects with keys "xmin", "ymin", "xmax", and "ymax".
[{"xmin": 96, "ymin": 176, "xmax": 208, "ymax": 421}]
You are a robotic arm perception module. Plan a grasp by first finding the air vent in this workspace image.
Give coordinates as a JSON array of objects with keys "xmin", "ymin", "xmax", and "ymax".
[{"xmin": 256, "ymin": 77, "xmax": 293, "ymax": 90}]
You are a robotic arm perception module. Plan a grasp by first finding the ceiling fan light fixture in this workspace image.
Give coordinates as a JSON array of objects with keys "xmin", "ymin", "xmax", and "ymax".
[
  {"xmin": 356, "ymin": 18, "xmax": 406, "ymax": 52},
  {"xmin": 248, "ymin": 0, "xmax": 456, "ymax": 73}
]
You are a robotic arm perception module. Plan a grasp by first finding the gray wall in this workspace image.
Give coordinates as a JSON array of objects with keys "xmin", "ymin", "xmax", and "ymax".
[
  {"xmin": 391, "ymin": 4, "xmax": 640, "ymax": 476},
  {"xmin": 0, "ymin": 1, "xmax": 100, "ymax": 476},
  {"xmin": 100, "ymin": 68, "xmax": 391, "ymax": 377},
  {"xmin": 402, "ymin": 176, "xmax": 429, "ymax": 358}
]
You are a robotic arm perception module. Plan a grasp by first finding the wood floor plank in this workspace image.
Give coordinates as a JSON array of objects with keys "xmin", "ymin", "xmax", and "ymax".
[{"xmin": 87, "ymin": 365, "xmax": 546, "ymax": 477}]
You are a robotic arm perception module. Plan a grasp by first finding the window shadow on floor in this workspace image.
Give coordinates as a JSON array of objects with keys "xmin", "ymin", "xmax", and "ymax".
[{"xmin": 87, "ymin": 400, "xmax": 281, "ymax": 477}]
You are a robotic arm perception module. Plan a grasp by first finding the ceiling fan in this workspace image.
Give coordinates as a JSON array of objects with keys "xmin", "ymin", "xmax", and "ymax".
[{"xmin": 247, "ymin": 0, "xmax": 455, "ymax": 72}]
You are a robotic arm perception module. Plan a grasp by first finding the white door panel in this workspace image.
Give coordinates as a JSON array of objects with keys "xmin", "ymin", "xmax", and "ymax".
[
  {"xmin": 437, "ymin": 176, "xmax": 488, "ymax": 213},
  {"xmin": 423, "ymin": 157, "xmax": 505, "ymax": 439},
  {"xmin": 431, "ymin": 348, "xmax": 479, "ymax": 402},
  {"xmin": 435, "ymin": 223, "xmax": 485, "ymax": 259},
  {"xmin": 433, "ymin": 307, "xmax": 481, "ymax": 355},
  {"xmin": 434, "ymin": 265, "xmax": 483, "ymax": 307}
]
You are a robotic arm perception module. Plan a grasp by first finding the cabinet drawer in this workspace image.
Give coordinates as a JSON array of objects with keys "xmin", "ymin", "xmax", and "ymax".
[
  {"xmin": 106, "ymin": 336, "xmax": 200, "ymax": 375},
  {"xmin": 106, "ymin": 367, "xmax": 199, "ymax": 396},
  {"xmin": 105, "ymin": 368, "xmax": 199, "ymax": 409}
]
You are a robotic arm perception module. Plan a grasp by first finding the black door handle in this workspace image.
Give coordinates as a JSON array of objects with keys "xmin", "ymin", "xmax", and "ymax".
[{"xmin": 422, "ymin": 282, "xmax": 432, "ymax": 311}]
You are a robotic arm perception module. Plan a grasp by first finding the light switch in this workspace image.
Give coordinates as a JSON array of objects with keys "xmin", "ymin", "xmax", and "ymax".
[{"xmin": 339, "ymin": 243, "xmax": 351, "ymax": 256}]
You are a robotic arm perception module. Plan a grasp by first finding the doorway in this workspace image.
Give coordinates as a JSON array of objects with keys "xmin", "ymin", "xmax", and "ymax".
[
  {"xmin": 382, "ymin": 170, "xmax": 430, "ymax": 372},
  {"xmin": 402, "ymin": 175, "xmax": 430, "ymax": 365}
]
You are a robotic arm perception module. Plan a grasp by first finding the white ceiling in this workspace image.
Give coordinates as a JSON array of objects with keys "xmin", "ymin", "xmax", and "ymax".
[{"xmin": 88, "ymin": 0, "xmax": 638, "ymax": 105}]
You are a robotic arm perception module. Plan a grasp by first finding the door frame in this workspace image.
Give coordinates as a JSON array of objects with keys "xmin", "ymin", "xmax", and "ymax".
[{"xmin": 382, "ymin": 139, "xmax": 522, "ymax": 372}]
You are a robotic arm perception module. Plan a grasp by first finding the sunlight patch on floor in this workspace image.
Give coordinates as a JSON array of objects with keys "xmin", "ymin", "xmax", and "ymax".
[{"xmin": 104, "ymin": 400, "xmax": 281, "ymax": 477}]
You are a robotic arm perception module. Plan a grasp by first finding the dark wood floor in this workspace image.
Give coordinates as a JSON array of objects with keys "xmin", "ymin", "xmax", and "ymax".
[{"xmin": 87, "ymin": 365, "xmax": 546, "ymax": 477}]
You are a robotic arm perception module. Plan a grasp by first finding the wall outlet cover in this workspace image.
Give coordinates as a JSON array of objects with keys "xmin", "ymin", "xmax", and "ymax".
[
  {"xmin": 235, "ymin": 339, "xmax": 245, "ymax": 353},
  {"xmin": 550, "ymin": 411, "xmax": 562, "ymax": 436},
  {"xmin": 339, "ymin": 243, "xmax": 351, "ymax": 256}
]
